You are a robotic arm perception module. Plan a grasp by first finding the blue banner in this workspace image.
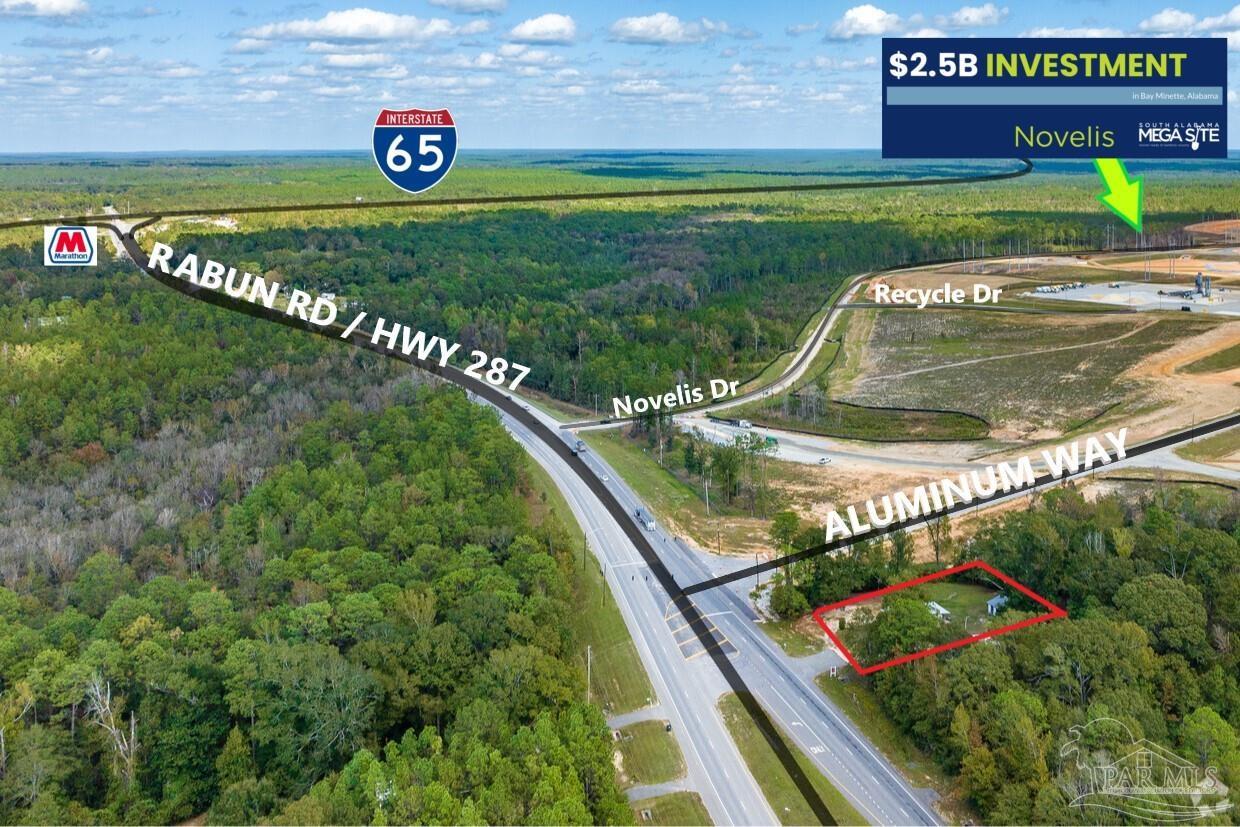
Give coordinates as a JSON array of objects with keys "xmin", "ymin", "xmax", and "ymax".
[{"xmin": 881, "ymin": 38, "xmax": 1228, "ymax": 158}]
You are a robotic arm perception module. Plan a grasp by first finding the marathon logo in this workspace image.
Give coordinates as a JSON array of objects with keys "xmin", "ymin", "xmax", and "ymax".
[{"xmin": 44, "ymin": 226, "xmax": 98, "ymax": 266}]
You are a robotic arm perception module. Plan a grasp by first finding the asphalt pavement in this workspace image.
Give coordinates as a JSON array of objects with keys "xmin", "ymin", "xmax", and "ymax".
[{"xmin": 510, "ymin": 401, "xmax": 943, "ymax": 825}]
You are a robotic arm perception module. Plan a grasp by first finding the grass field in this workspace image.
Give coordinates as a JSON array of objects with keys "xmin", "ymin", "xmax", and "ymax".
[
  {"xmin": 615, "ymin": 721, "xmax": 687, "ymax": 789},
  {"xmin": 631, "ymin": 792, "xmax": 712, "ymax": 826},
  {"xmin": 523, "ymin": 456, "xmax": 656, "ymax": 715},
  {"xmin": 581, "ymin": 428, "xmax": 773, "ymax": 553},
  {"xmin": 1177, "ymin": 427, "xmax": 1240, "ymax": 463},
  {"xmin": 581, "ymin": 426, "xmax": 845, "ymax": 557},
  {"xmin": 732, "ymin": 304, "xmax": 989, "ymax": 442},
  {"xmin": 758, "ymin": 618, "xmax": 827, "ymax": 657},
  {"xmin": 736, "ymin": 396, "xmax": 989, "ymax": 442},
  {"xmin": 916, "ymin": 581, "xmax": 996, "ymax": 618},
  {"xmin": 844, "ymin": 311, "xmax": 1219, "ymax": 434},
  {"xmin": 1182, "ymin": 343, "xmax": 1240, "ymax": 374},
  {"xmin": 816, "ymin": 675, "xmax": 965, "ymax": 823},
  {"xmin": 717, "ymin": 693, "xmax": 868, "ymax": 826}
]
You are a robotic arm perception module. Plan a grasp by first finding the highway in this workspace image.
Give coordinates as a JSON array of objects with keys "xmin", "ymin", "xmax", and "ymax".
[
  {"xmin": 495, "ymin": 404, "xmax": 776, "ymax": 826},
  {"xmin": 513, "ymin": 396, "xmax": 937, "ymax": 823}
]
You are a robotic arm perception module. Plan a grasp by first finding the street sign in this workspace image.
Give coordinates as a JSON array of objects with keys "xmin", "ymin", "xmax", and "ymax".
[{"xmin": 372, "ymin": 107, "xmax": 457, "ymax": 194}]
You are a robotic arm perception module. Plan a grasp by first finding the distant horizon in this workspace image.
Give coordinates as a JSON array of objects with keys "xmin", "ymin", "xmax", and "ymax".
[{"xmin": 1, "ymin": 1, "xmax": 1237, "ymax": 152}]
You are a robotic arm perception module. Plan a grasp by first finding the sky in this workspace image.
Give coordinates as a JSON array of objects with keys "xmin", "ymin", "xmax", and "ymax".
[{"xmin": 0, "ymin": 0, "xmax": 1237, "ymax": 151}]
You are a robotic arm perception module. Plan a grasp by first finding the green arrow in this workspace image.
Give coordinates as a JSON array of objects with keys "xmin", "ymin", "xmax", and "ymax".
[{"xmin": 1093, "ymin": 158, "xmax": 1143, "ymax": 233}]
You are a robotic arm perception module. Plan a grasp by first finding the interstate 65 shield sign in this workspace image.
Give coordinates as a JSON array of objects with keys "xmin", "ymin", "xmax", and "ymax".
[{"xmin": 372, "ymin": 107, "xmax": 457, "ymax": 194}]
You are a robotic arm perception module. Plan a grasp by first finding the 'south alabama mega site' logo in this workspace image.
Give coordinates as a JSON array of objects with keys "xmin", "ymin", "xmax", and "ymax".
[
  {"xmin": 44, "ymin": 225, "xmax": 97, "ymax": 266},
  {"xmin": 372, "ymin": 107, "xmax": 457, "ymax": 194},
  {"xmin": 1058, "ymin": 717, "xmax": 1232, "ymax": 822},
  {"xmin": 1137, "ymin": 120, "xmax": 1222, "ymax": 152}
]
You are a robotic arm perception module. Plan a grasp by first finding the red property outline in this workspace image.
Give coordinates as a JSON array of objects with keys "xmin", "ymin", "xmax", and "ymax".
[{"xmin": 811, "ymin": 560, "xmax": 1067, "ymax": 675}]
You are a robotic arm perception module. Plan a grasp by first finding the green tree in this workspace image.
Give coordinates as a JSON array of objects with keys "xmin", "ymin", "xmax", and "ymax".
[{"xmin": 216, "ymin": 727, "xmax": 256, "ymax": 790}]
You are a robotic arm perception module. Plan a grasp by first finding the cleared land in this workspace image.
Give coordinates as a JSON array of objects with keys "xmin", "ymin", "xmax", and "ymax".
[
  {"xmin": 1177, "ymin": 427, "xmax": 1240, "ymax": 465},
  {"xmin": 582, "ymin": 427, "xmax": 846, "ymax": 557},
  {"xmin": 631, "ymin": 792, "xmax": 712, "ymax": 826},
  {"xmin": 733, "ymin": 308, "xmax": 988, "ymax": 442},
  {"xmin": 718, "ymin": 693, "xmax": 868, "ymax": 826},
  {"xmin": 758, "ymin": 615, "xmax": 828, "ymax": 657},
  {"xmin": 1183, "ymin": 342, "xmax": 1240, "ymax": 373},
  {"xmin": 842, "ymin": 310, "xmax": 1222, "ymax": 440},
  {"xmin": 614, "ymin": 721, "xmax": 687, "ymax": 789}
]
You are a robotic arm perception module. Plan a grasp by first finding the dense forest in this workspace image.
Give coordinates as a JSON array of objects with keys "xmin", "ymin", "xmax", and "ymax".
[
  {"xmin": 0, "ymin": 386, "xmax": 626, "ymax": 824},
  {"xmin": 778, "ymin": 486, "xmax": 1240, "ymax": 823},
  {"xmin": 0, "ymin": 235, "xmax": 628, "ymax": 822}
]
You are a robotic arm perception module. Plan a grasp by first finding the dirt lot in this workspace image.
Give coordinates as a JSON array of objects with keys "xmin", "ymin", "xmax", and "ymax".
[
  {"xmin": 1186, "ymin": 219, "xmax": 1240, "ymax": 236},
  {"xmin": 1121, "ymin": 320, "xmax": 1240, "ymax": 443},
  {"xmin": 1096, "ymin": 252, "xmax": 1240, "ymax": 285},
  {"xmin": 866, "ymin": 270, "xmax": 1022, "ymax": 299}
]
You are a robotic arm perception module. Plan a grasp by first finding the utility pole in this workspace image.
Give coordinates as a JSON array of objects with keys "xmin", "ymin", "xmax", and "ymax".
[{"xmin": 586, "ymin": 644, "xmax": 592, "ymax": 704}]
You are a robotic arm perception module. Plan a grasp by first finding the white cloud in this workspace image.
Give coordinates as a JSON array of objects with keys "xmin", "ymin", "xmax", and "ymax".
[
  {"xmin": 98, "ymin": 93, "xmax": 121, "ymax": 105},
  {"xmin": 312, "ymin": 84, "xmax": 362, "ymax": 97},
  {"xmin": 0, "ymin": 0, "xmax": 86, "ymax": 16},
  {"xmin": 397, "ymin": 73, "xmax": 495, "ymax": 89},
  {"xmin": 235, "ymin": 89, "xmax": 278, "ymax": 103},
  {"xmin": 798, "ymin": 55, "xmax": 878, "ymax": 71},
  {"xmin": 1198, "ymin": 5, "xmax": 1240, "ymax": 30},
  {"xmin": 1138, "ymin": 7, "xmax": 1197, "ymax": 31},
  {"xmin": 85, "ymin": 46, "xmax": 112, "ymax": 61},
  {"xmin": 242, "ymin": 8, "xmax": 459, "ymax": 43},
  {"xmin": 431, "ymin": 51, "xmax": 505, "ymax": 70},
  {"xmin": 322, "ymin": 52, "xmax": 390, "ymax": 67},
  {"xmin": 786, "ymin": 21, "xmax": 819, "ymax": 36},
  {"xmin": 1229, "ymin": 89, "xmax": 1237, "ymax": 103},
  {"xmin": 829, "ymin": 5, "xmax": 902, "ymax": 39},
  {"xmin": 497, "ymin": 43, "xmax": 561, "ymax": 65},
  {"xmin": 611, "ymin": 78, "xmax": 665, "ymax": 95},
  {"xmin": 828, "ymin": 3, "xmax": 992, "ymax": 39},
  {"xmin": 236, "ymin": 73, "xmax": 294, "ymax": 86},
  {"xmin": 609, "ymin": 12, "xmax": 727, "ymax": 44},
  {"xmin": 1021, "ymin": 26, "xmax": 1124, "ymax": 37},
  {"xmin": 369, "ymin": 65, "xmax": 408, "ymax": 79},
  {"xmin": 938, "ymin": 3, "xmax": 1007, "ymax": 28},
  {"xmin": 806, "ymin": 89, "xmax": 846, "ymax": 102},
  {"xmin": 152, "ymin": 63, "xmax": 204, "ymax": 78},
  {"xmin": 508, "ymin": 13, "xmax": 576, "ymax": 44},
  {"xmin": 230, "ymin": 38, "xmax": 272, "ymax": 54},
  {"xmin": 661, "ymin": 91, "xmax": 707, "ymax": 104},
  {"xmin": 720, "ymin": 81, "xmax": 779, "ymax": 97},
  {"xmin": 428, "ymin": 0, "xmax": 505, "ymax": 13}
]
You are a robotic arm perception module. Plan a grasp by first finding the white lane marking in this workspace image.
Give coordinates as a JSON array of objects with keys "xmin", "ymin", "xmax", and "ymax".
[
  {"xmin": 726, "ymin": 607, "xmax": 941, "ymax": 825},
  {"xmin": 519, "ymin": 433, "xmax": 768, "ymax": 825}
]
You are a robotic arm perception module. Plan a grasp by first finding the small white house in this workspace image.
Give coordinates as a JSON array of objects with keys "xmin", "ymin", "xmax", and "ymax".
[
  {"xmin": 927, "ymin": 601, "xmax": 950, "ymax": 620},
  {"xmin": 987, "ymin": 594, "xmax": 1009, "ymax": 616}
]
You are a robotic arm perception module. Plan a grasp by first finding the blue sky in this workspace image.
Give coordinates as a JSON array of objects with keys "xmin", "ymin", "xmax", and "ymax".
[{"xmin": 0, "ymin": 0, "xmax": 1237, "ymax": 151}]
